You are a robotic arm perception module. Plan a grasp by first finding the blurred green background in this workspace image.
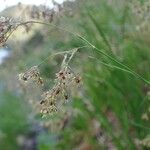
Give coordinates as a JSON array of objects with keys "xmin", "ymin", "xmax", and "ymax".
[{"xmin": 0, "ymin": 0, "xmax": 150, "ymax": 149}]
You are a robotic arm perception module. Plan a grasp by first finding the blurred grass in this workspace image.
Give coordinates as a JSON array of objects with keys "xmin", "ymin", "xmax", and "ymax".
[{"xmin": 0, "ymin": 88, "xmax": 29, "ymax": 149}]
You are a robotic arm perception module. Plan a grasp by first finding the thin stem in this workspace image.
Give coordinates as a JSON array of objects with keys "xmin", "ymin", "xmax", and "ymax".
[
  {"xmin": 37, "ymin": 45, "xmax": 88, "ymax": 67},
  {"xmin": 18, "ymin": 20, "xmax": 78, "ymax": 37},
  {"xmin": 67, "ymin": 48, "xmax": 78, "ymax": 64},
  {"xmin": 89, "ymin": 56, "xmax": 132, "ymax": 74},
  {"xmin": 79, "ymin": 36, "xmax": 150, "ymax": 85},
  {"xmin": 5, "ymin": 20, "xmax": 150, "ymax": 85}
]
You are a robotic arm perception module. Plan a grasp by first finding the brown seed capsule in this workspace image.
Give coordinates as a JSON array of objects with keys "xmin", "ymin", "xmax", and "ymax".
[
  {"xmin": 64, "ymin": 93, "xmax": 68, "ymax": 100},
  {"xmin": 74, "ymin": 76, "xmax": 81, "ymax": 84},
  {"xmin": 22, "ymin": 76, "xmax": 27, "ymax": 81},
  {"xmin": 38, "ymin": 77, "xmax": 44, "ymax": 85},
  {"xmin": 18, "ymin": 73, "xmax": 28, "ymax": 82},
  {"xmin": 50, "ymin": 101, "xmax": 54, "ymax": 106},
  {"xmin": 59, "ymin": 71, "xmax": 64, "ymax": 76},
  {"xmin": 55, "ymin": 88, "xmax": 60, "ymax": 95},
  {"xmin": 62, "ymin": 76, "xmax": 66, "ymax": 80},
  {"xmin": 40, "ymin": 100, "xmax": 45, "ymax": 105}
]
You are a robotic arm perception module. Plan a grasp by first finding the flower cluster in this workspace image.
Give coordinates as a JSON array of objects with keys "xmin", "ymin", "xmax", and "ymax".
[
  {"xmin": 19, "ymin": 66, "xmax": 44, "ymax": 86},
  {"xmin": 18, "ymin": 50, "xmax": 82, "ymax": 118},
  {"xmin": 40, "ymin": 65, "xmax": 81, "ymax": 117},
  {"xmin": 0, "ymin": 16, "xmax": 20, "ymax": 46}
]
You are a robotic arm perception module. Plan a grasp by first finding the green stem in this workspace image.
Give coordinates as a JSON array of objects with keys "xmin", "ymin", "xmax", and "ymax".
[
  {"xmin": 10, "ymin": 20, "xmax": 150, "ymax": 85},
  {"xmin": 37, "ymin": 45, "xmax": 88, "ymax": 67},
  {"xmin": 78, "ymin": 35, "xmax": 150, "ymax": 85}
]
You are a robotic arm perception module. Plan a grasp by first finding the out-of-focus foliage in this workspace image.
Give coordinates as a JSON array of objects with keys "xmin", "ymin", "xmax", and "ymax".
[{"xmin": 0, "ymin": 0, "xmax": 150, "ymax": 149}]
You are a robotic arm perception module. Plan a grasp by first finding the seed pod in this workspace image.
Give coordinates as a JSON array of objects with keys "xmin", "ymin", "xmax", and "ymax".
[
  {"xmin": 37, "ymin": 77, "xmax": 44, "ymax": 86},
  {"xmin": 64, "ymin": 93, "xmax": 69, "ymax": 100},
  {"xmin": 18, "ymin": 73, "xmax": 28, "ymax": 82},
  {"xmin": 40, "ymin": 100, "xmax": 45, "ymax": 105},
  {"xmin": 74, "ymin": 76, "xmax": 81, "ymax": 84},
  {"xmin": 22, "ymin": 76, "xmax": 27, "ymax": 81},
  {"xmin": 55, "ymin": 88, "xmax": 60, "ymax": 95}
]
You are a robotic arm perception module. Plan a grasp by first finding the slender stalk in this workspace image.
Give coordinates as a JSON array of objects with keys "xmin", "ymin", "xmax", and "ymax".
[
  {"xmin": 37, "ymin": 45, "xmax": 88, "ymax": 67},
  {"xmin": 89, "ymin": 56, "xmax": 133, "ymax": 74},
  {"xmin": 6, "ymin": 20, "xmax": 150, "ymax": 85},
  {"xmin": 78, "ymin": 35, "xmax": 150, "ymax": 85}
]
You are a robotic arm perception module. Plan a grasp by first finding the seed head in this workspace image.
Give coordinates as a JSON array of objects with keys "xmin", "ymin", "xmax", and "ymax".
[
  {"xmin": 18, "ymin": 66, "xmax": 44, "ymax": 86},
  {"xmin": 0, "ymin": 16, "xmax": 20, "ymax": 46}
]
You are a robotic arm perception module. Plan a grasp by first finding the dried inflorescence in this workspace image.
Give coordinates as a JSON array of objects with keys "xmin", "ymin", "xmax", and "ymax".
[
  {"xmin": 19, "ymin": 66, "xmax": 44, "ymax": 86},
  {"xmin": 18, "ymin": 49, "xmax": 82, "ymax": 118},
  {"xmin": 40, "ymin": 65, "xmax": 81, "ymax": 117},
  {"xmin": 0, "ymin": 16, "xmax": 20, "ymax": 46}
]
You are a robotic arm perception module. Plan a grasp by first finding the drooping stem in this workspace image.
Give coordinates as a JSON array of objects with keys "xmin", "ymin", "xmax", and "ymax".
[
  {"xmin": 6, "ymin": 20, "xmax": 150, "ymax": 85},
  {"xmin": 78, "ymin": 35, "xmax": 150, "ymax": 85}
]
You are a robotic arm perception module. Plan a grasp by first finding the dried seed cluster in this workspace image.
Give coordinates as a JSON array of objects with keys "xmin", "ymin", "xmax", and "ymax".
[
  {"xmin": 19, "ymin": 66, "xmax": 44, "ymax": 86},
  {"xmin": 0, "ymin": 16, "xmax": 20, "ymax": 46},
  {"xmin": 18, "ymin": 62, "xmax": 81, "ymax": 118},
  {"xmin": 40, "ymin": 65, "xmax": 81, "ymax": 117}
]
